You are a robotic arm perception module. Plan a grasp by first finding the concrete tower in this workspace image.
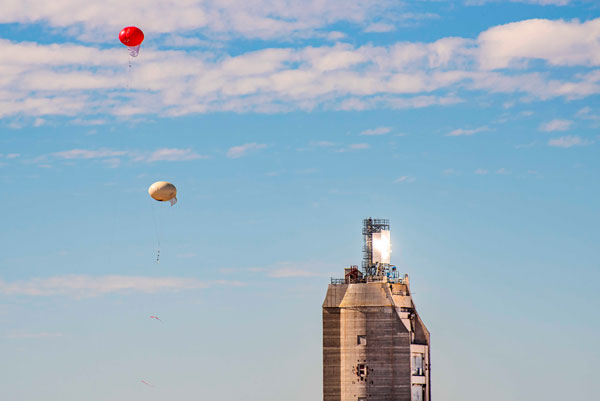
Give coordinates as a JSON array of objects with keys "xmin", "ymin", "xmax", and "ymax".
[{"xmin": 323, "ymin": 218, "xmax": 431, "ymax": 401}]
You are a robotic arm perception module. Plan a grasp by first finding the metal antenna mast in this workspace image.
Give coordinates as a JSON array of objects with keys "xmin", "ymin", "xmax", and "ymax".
[{"xmin": 362, "ymin": 217, "xmax": 390, "ymax": 277}]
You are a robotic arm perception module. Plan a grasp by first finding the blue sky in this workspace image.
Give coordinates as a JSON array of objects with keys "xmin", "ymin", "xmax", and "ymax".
[{"xmin": 1, "ymin": 1, "xmax": 599, "ymax": 400}]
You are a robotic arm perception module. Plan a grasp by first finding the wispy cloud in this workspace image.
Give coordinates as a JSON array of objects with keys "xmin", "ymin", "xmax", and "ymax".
[
  {"xmin": 394, "ymin": 176, "xmax": 416, "ymax": 183},
  {"xmin": 52, "ymin": 149, "xmax": 127, "ymax": 159},
  {"xmin": 364, "ymin": 23, "xmax": 396, "ymax": 33},
  {"xmin": 70, "ymin": 118, "xmax": 106, "ymax": 126},
  {"xmin": 226, "ymin": 143, "xmax": 267, "ymax": 159},
  {"xmin": 548, "ymin": 135, "xmax": 592, "ymax": 148},
  {"xmin": 0, "ymin": 0, "xmax": 392, "ymax": 41},
  {"xmin": 47, "ymin": 148, "xmax": 206, "ymax": 164},
  {"xmin": 335, "ymin": 143, "xmax": 370, "ymax": 152},
  {"xmin": 476, "ymin": 17, "xmax": 598, "ymax": 70},
  {"xmin": 0, "ymin": 275, "xmax": 240, "ymax": 298},
  {"xmin": 539, "ymin": 119, "xmax": 573, "ymax": 132},
  {"xmin": 0, "ymin": 153, "xmax": 21, "ymax": 161},
  {"xmin": 360, "ymin": 126, "xmax": 392, "ymax": 136},
  {"xmin": 446, "ymin": 126, "xmax": 490, "ymax": 136},
  {"xmin": 468, "ymin": 0, "xmax": 570, "ymax": 5},
  {"xmin": 575, "ymin": 107, "xmax": 600, "ymax": 121},
  {"xmin": 474, "ymin": 168, "xmax": 488, "ymax": 175},
  {"xmin": 139, "ymin": 148, "xmax": 208, "ymax": 162},
  {"xmin": 2, "ymin": 18, "xmax": 600, "ymax": 120},
  {"xmin": 309, "ymin": 141, "xmax": 335, "ymax": 147}
]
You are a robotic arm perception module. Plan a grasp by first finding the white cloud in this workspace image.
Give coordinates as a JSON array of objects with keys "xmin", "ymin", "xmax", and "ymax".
[
  {"xmin": 143, "ymin": 148, "xmax": 207, "ymax": 162},
  {"xmin": 103, "ymin": 158, "xmax": 121, "ymax": 168},
  {"xmin": 336, "ymin": 95, "xmax": 464, "ymax": 112},
  {"xmin": 446, "ymin": 126, "xmax": 489, "ymax": 136},
  {"xmin": 334, "ymin": 143, "xmax": 371, "ymax": 152},
  {"xmin": 70, "ymin": 118, "xmax": 106, "ymax": 126},
  {"xmin": 466, "ymin": 70, "xmax": 600, "ymax": 100},
  {"xmin": 532, "ymin": 0, "xmax": 569, "ymax": 4},
  {"xmin": 576, "ymin": 106, "xmax": 600, "ymax": 121},
  {"xmin": 360, "ymin": 126, "xmax": 391, "ymax": 136},
  {"xmin": 394, "ymin": 176, "xmax": 416, "ymax": 183},
  {"xmin": 364, "ymin": 23, "xmax": 396, "ymax": 33},
  {"xmin": 533, "ymin": 0, "xmax": 570, "ymax": 4},
  {"xmin": 327, "ymin": 31, "xmax": 346, "ymax": 41},
  {"xmin": 1, "ymin": 18, "xmax": 600, "ymax": 120},
  {"xmin": 547, "ymin": 135, "xmax": 591, "ymax": 148},
  {"xmin": 309, "ymin": 140, "xmax": 335, "ymax": 147},
  {"xmin": 332, "ymin": 143, "xmax": 371, "ymax": 153},
  {"xmin": 52, "ymin": 149, "xmax": 128, "ymax": 159},
  {"xmin": 475, "ymin": 168, "xmax": 488, "ymax": 175},
  {"xmin": 162, "ymin": 35, "xmax": 211, "ymax": 48},
  {"xmin": 576, "ymin": 106, "xmax": 592, "ymax": 117},
  {"xmin": 0, "ymin": 0, "xmax": 390, "ymax": 41},
  {"xmin": 468, "ymin": 0, "xmax": 570, "ymax": 5},
  {"xmin": 226, "ymin": 142, "xmax": 267, "ymax": 158},
  {"xmin": 0, "ymin": 275, "xmax": 213, "ymax": 298},
  {"xmin": 49, "ymin": 147, "xmax": 206, "ymax": 163},
  {"xmin": 477, "ymin": 18, "xmax": 600, "ymax": 70},
  {"xmin": 539, "ymin": 119, "xmax": 572, "ymax": 131},
  {"xmin": 496, "ymin": 167, "xmax": 510, "ymax": 174}
]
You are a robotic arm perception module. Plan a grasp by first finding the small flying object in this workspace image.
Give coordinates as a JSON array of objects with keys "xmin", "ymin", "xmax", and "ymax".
[
  {"xmin": 119, "ymin": 26, "xmax": 145, "ymax": 57},
  {"xmin": 149, "ymin": 315, "xmax": 162, "ymax": 322},
  {"xmin": 141, "ymin": 380, "xmax": 154, "ymax": 387},
  {"xmin": 148, "ymin": 181, "xmax": 177, "ymax": 206}
]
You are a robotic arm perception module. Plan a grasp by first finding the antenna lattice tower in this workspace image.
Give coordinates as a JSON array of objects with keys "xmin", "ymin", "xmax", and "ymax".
[{"xmin": 362, "ymin": 217, "xmax": 390, "ymax": 277}]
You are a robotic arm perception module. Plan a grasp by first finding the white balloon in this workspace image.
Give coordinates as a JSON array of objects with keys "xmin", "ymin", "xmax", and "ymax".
[{"xmin": 148, "ymin": 181, "xmax": 177, "ymax": 205}]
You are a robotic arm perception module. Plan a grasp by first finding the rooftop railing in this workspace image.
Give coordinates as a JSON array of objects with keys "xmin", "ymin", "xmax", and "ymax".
[{"xmin": 330, "ymin": 274, "xmax": 407, "ymax": 285}]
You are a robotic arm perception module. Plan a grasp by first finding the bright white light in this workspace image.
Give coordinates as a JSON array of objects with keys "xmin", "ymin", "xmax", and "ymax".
[{"xmin": 372, "ymin": 230, "xmax": 391, "ymax": 264}]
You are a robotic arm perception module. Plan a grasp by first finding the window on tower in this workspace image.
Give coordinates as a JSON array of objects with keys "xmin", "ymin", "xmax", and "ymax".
[
  {"xmin": 412, "ymin": 353, "xmax": 425, "ymax": 376},
  {"xmin": 357, "ymin": 335, "xmax": 367, "ymax": 345},
  {"xmin": 412, "ymin": 385, "xmax": 424, "ymax": 401},
  {"xmin": 356, "ymin": 363, "xmax": 368, "ymax": 380}
]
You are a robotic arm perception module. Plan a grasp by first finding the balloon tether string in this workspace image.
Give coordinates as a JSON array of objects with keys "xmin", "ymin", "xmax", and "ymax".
[{"xmin": 150, "ymin": 201, "xmax": 161, "ymax": 264}]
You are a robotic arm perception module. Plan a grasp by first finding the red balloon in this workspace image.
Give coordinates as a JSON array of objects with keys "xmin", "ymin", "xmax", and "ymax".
[{"xmin": 119, "ymin": 26, "xmax": 144, "ymax": 47}]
